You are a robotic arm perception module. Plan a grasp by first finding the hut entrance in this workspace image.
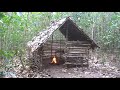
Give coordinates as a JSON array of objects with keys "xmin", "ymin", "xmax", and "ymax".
[
  {"xmin": 42, "ymin": 29, "xmax": 66, "ymax": 66},
  {"xmin": 50, "ymin": 30, "xmax": 65, "ymax": 65}
]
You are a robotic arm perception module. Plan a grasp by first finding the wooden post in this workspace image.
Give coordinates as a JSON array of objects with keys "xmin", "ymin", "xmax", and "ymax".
[
  {"xmin": 92, "ymin": 24, "xmax": 95, "ymax": 40},
  {"xmin": 65, "ymin": 21, "xmax": 68, "ymax": 63},
  {"xmin": 87, "ymin": 47, "xmax": 89, "ymax": 68},
  {"xmin": 60, "ymin": 32, "xmax": 61, "ymax": 59},
  {"xmin": 40, "ymin": 46, "xmax": 43, "ymax": 71},
  {"xmin": 51, "ymin": 34, "xmax": 53, "ymax": 58}
]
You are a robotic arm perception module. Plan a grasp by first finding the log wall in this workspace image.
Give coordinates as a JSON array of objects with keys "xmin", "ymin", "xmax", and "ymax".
[
  {"xmin": 64, "ymin": 41, "xmax": 91, "ymax": 67},
  {"xmin": 29, "ymin": 40, "xmax": 92, "ymax": 70},
  {"xmin": 40, "ymin": 40, "xmax": 91, "ymax": 67}
]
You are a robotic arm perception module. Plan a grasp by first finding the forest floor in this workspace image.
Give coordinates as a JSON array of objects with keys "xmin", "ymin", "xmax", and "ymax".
[{"xmin": 3, "ymin": 52, "xmax": 120, "ymax": 78}]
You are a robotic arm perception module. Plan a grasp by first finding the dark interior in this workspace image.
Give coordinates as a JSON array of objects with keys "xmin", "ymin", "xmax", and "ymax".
[{"xmin": 59, "ymin": 19, "xmax": 98, "ymax": 48}]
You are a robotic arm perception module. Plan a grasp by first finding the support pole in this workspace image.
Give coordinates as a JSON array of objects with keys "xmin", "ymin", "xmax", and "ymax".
[
  {"xmin": 40, "ymin": 46, "xmax": 43, "ymax": 71},
  {"xmin": 60, "ymin": 32, "xmax": 61, "ymax": 59},
  {"xmin": 65, "ymin": 21, "xmax": 68, "ymax": 62},
  {"xmin": 51, "ymin": 34, "xmax": 53, "ymax": 58}
]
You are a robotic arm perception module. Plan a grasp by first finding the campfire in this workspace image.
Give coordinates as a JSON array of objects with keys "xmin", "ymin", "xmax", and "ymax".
[
  {"xmin": 51, "ymin": 56, "xmax": 57, "ymax": 64},
  {"xmin": 50, "ymin": 55, "xmax": 65, "ymax": 65}
]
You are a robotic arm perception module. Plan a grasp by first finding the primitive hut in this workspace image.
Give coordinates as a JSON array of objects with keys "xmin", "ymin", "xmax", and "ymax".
[{"xmin": 27, "ymin": 17, "xmax": 98, "ymax": 70}]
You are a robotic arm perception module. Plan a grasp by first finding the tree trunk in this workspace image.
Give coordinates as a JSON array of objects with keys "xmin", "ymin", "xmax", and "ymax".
[{"xmin": 92, "ymin": 24, "xmax": 95, "ymax": 40}]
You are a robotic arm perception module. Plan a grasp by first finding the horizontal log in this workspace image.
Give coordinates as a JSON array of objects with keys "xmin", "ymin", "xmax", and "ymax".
[
  {"xmin": 67, "ymin": 47, "xmax": 89, "ymax": 49},
  {"xmin": 63, "ymin": 53, "xmax": 87, "ymax": 56},
  {"xmin": 65, "ymin": 60, "xmax": 87, "ymax": 64},
  {"xmin": 68, "ymin": 51, "xmax": 88, "ymax": 54},
  {"xmin": 68, "ymin": 49, "xmax": 88, "ymax": 51},
  {"xmin": 47, "ymin": 40, "xmax": 65, "ymax": 43},
  {"xmin": 43, "ymin": 46, "xmax": 65, "ymax": 49},
  {"xmin": 43, "ymin": 49, "xmax": 65, "ymax": 53},
  {"xmin": 67, "ymin": 48, "xmax": 87, "ymax": 50},
  {"xmin": 44, "ymin": 42, "xmax": 65, "ymax": 45},
  {"xmin": 67, "ymin": 41, "xmax": 89, "ymax": 44},
  {"xmin": 47, "ymin": 40, "xmax": 89, "ymax": 44},
  {"xmin": 65, "ymin": 55, "xmax": 87, "ymax": 58},
  {"xmin": 67, "ymin": 45, "xmax": 91, "ymax": 47},
  {"xmin": 66, "ymin": 58, "xmax": 88, "ymax": 61},
  {"xmin": 67, "ymin": 52, "xmax": 87, "ymax": 55},
  {"xmin": 45, "ymin": 41, "xmax": 90, "ymax": 46},
  {"xmin": 43, "ymin": 50, "xmax": 55, "ymax": 52},
  {"xmin": 69, "ymin": 51, "xmax": 87, "ymax": 53},
  {"xmin": 45, "ymin": 41, "xmax": 65, "ymax": 45},
  {"xmin": 42, "ymin": 52, "xmax": 60, "ymax": 56}
]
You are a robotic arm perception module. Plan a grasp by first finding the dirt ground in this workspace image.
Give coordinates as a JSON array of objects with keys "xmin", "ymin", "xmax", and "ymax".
[
  {"xmin": 4, "ymin": 63, "xmax": 120, "ymax": 78},
  {"xmin": 3, "ymin": 52, "xmax": 120, "ymax": 78},
  {"xmin": 42, "ymin": 65, "xmax": 91, "ymax": 78},
  {"xmin": 12, "ymin": 61, "xmax": 120, "ymax": 78},
  {"xmin": 40, "ymin": 63, "xmax": 120, "ymax": 78}
]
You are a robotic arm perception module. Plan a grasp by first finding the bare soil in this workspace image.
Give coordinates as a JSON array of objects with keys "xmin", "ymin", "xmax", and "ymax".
[{"xmin": 3, "ymin": 52, "xmax": 120, "ymax": 78}]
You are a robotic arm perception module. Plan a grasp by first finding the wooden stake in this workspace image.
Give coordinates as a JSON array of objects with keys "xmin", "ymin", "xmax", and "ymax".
[{"xmin": 51, "ymin": 34, "xmax": 53, "ymax": 57}]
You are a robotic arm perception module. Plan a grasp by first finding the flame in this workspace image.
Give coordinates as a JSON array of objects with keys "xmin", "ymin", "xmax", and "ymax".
[{"xmin": 51, "ymin": 56, "xmax": 57, "ymax": 64}]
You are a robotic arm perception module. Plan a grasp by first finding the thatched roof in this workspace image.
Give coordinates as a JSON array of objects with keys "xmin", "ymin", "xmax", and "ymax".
[
  {"xmin": 27, "ymin": 17, "xmax": 98, "ymax": 53},
  {"xmin": 27, "ymin": 18, "xmax": 66, "ymax": 52}
]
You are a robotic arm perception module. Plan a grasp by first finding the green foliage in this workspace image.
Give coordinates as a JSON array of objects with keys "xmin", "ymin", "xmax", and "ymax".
[
  {"xmin": 0, "ymin": 12, "xmax": 5, "ymax": 19},
  {"xmin": 0, "ymin": 50, "xmax": 15, "ymax": 59},
  {"xmin": 0, "ymin": 12, "xmax": 120, "ymax": 51},
  {"xmin": 0, "ymin": 12, "xmax": 120, "ymax": 70}
]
